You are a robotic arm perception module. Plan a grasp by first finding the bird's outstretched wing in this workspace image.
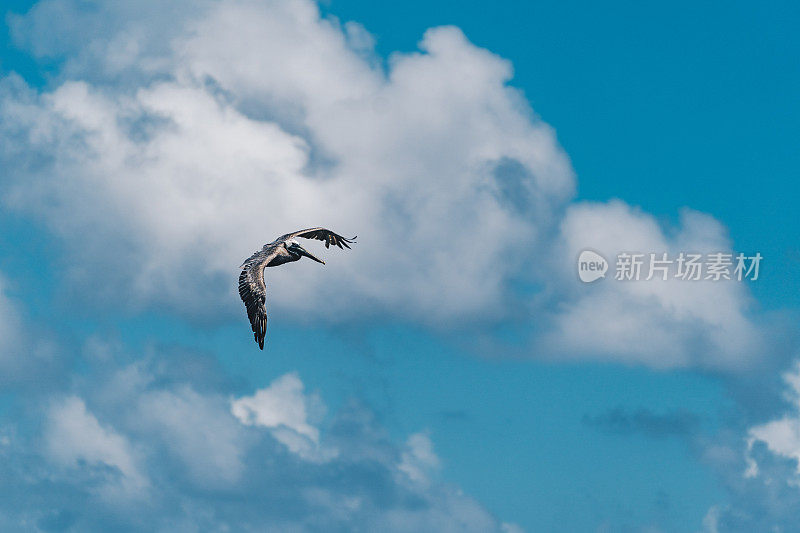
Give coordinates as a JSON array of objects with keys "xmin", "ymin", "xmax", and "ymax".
[
  {"xmin": 238, "ymin": 249, "xmax": 278, "ymax": 350},
  {"xmin": 280, "ymin": 227, "xmax": 357, "ymax": 249}
]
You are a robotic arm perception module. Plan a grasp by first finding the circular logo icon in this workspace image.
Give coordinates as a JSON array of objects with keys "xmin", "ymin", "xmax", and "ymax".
[{"xmin": 577, "ymin": 249, "xmax": 608, "ymax": 283}]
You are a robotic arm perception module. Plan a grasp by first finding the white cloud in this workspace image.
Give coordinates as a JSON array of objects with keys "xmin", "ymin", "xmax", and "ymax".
[
  {"xmin": 0, "ymin": 0, "xmax": 768, "ymax": 372},
  {"xmin": 398, "ymin": 432, "xmax": 440, "ymax": 485},
  {"xmin": 543, "ymin": 201, "xmax": 761, "ymax": 370},
  {"xmin": 702, "ymin": 506, "xmax": 721, "ymax": 533},
  {"xmin": 135, "ymin": 385, "xmax": 247, "ymax": 486},
  {"xmin": 747, "ymin": 361, "xmax": 800, "ymax": 474},
  {"xmin": 44, "ymin": 396, "xmax": 147, "ymax": 496},
  {"xmin": 8, "ymin": 0, "xmax": 210, "ymax": 79},
  {"xmin": 232, "ymin": 372, "xmax": 334, "ymax": 461},
  {"xmin": 700, "ymin": 361, "xmax": 800, "ymax": 531},
  {"xmin": 0, "ymin": 342, "xmax": 513, "ymax": 531},
  {"xmin": 1, "ymin": 0, "xmax": 573, "ymax": 326}
]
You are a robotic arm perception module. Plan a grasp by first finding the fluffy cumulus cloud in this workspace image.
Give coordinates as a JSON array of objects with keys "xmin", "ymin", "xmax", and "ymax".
[
  {"xmin": 232, "ymin": 372, "xmax": 335, "ymax": 461},
  {"xmin": 745, "ymin": 362, "xmax": 800, "ymax": 476},
  {"xmin": 0, "ymin": 0, "xmax": 771, "ymax": 372},
  {"xmin": 544, "ymin": 201, "xmax": 763, "ymax": 370},
  {"xmin": 0, "ymin": 342, "xmax": 515, "ymax": 531},
  {"xmin": 685, "ymin": 360, "xmax": 800, "ymax": 532},
  {"xmin": 1, "ymin": 0, "xmax": 574, "ymax": 326}
]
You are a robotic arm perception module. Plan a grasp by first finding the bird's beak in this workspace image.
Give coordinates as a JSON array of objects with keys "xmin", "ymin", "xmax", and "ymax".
[{"xmin": 297, "ymin": 245, "xmax": 325, "ymax": 264}]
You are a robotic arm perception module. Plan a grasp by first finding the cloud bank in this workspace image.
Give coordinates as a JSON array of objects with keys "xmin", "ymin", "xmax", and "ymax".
[
  {"xmin": 0, "ymin": 341, "xmax": 516, "ymax": 531},
  {"xmin": 2, "ymin": 0, "xmax": 573, "ymax": 328},
  {"xmin": 0, "ymin": 0, "xmax": 770, "ymax": 372}
]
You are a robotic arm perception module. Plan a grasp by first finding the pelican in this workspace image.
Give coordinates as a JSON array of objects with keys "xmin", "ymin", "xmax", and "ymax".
[{"xmin": 238, "ymin": 227, "xmax": 356, "ymax": 349}]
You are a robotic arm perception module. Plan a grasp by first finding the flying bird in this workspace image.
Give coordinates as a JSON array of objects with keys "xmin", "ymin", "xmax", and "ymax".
[{"xmin": 238, "ymin": 227, "xmax": 355, "ymax": 349}]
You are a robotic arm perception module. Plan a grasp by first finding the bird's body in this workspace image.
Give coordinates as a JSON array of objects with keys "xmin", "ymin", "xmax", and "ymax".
[{"xmin": 238, "ymin": 228, "xmax": 355, "ymax": 349}]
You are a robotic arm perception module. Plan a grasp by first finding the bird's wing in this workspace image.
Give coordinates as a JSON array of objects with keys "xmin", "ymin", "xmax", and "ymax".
[
  {"xmin": 280, "ymin": 227, "xmax": 357, "ymax": 249},
  {"xmin": 238, "ymin": 249, "xmax": 278, "ymax": 350}
]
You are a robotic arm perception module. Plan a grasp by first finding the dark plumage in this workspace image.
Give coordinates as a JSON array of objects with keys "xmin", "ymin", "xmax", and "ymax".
[{"xmin": 238, "ymin": 228, "xmax": 355, "ymax": 349}]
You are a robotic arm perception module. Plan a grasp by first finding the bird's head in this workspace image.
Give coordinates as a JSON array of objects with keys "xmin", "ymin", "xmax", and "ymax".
[{"xmin": 286, "ymin": 239, "xmax": 325, "ymax": 264}]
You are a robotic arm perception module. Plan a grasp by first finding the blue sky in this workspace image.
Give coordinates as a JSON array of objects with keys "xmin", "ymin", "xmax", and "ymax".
[{"xmin": 0, "ymin": 1, "xmax": 798, "ymax": 531}]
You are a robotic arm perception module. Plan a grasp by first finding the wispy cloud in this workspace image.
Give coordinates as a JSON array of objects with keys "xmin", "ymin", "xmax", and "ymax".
[{"xmin": 583, "ymin": 406, "xmax": 701, "ymax": 439}]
